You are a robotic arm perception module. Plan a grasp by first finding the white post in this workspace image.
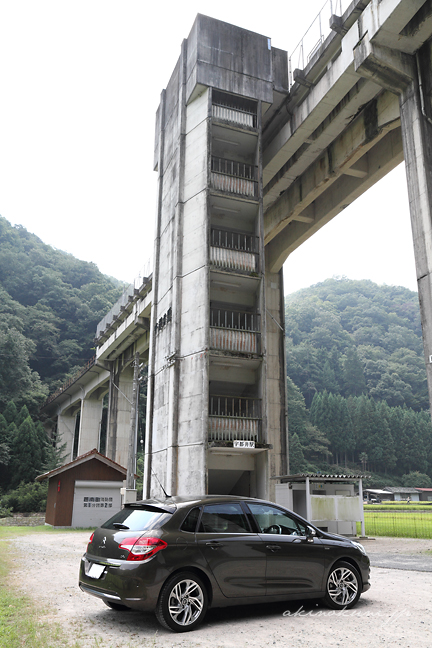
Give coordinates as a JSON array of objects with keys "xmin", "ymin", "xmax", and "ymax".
[
  {"xmin": 305, "ymin": 476, "xmax": 312, "ymax": 522},
  {"xmin": 358, "ymin": 478, "xmax": 365, "ymax": 537}
]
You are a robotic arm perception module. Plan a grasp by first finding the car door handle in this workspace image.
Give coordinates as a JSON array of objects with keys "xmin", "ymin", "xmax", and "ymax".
[
  {"xmin": 206, "ymin": 541, "xmax": 224, "ymax": 549},
  {"xmin": 266, "ymin": 544, "xmax": 281, "ymax": 552}
]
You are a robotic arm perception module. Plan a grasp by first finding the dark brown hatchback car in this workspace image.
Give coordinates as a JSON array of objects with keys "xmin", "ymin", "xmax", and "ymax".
[{"xmin": 79, "ymin": 495, "xmax": 370, "ymax": 632}]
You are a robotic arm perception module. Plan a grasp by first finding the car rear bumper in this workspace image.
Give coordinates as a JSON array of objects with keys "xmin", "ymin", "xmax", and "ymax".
[{"xmin": 78, "ymin": 555, "xmax": 162, "ymax": 611}]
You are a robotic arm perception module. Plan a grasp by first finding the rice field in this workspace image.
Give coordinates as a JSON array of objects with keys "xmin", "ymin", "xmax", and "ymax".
[{"xmin": 357, "ymin": 510, "xmax": 432, "ymax": 538}]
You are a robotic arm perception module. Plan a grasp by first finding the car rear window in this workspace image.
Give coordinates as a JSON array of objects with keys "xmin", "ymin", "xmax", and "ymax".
[
  {"xmin": 101, "ymin": 506, "xmax": 171, "ymax": 531},
  {"xmin": 180, "ymin": 507, "xmax": 200, "ymax": 533}
]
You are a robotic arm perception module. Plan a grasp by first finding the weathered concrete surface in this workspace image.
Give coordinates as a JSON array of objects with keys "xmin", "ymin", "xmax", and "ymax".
[
  {"xmin": 77, "ymin": 396, "xmax": 103, "ymax": 457},
  {"xmin": 399, "ymin": 40, "xmax": 432, "ymax": 415},
  {"xmin": 41, "ymin": 1, "xmax": 432, "ymax": 497},
  {"xmin": 145, "ymin": 15, "xmax": 287, "ymax": 499},
  {"xmin": 263, "ymin": 0, "xmax": 432, "ymax": 272}
]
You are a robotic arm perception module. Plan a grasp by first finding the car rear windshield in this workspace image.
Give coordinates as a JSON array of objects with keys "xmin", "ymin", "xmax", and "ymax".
[{"xmin": 101, "ymin": 506, "xmax": 171, "ymax": 531}]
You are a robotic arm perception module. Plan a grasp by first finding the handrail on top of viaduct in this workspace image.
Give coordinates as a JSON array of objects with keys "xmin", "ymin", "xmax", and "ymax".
[{"xmin": 288, "ymin": 0, "xmax": 367, "ymax": 87}]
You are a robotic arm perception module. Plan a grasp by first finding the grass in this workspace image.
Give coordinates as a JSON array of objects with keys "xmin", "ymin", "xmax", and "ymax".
[
  {"xmin": 364, "ymin": 502, "xmax": 432, "ymax": 511},
  {"xmin": 0, "ymin": 535, "xmax": 70, "ymax": 647},
  {"xmin": 358, "ymin": 511, "xmax": 432, "ymax": 538}
]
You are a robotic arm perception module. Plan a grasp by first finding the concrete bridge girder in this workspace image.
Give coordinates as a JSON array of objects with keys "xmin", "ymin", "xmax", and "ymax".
[
  {"xmin": 264, "ymin": 88, "xmax": 401, "ymax": 230},
  {"xmin": 262, "ymin": 0, "xmax": 432, "ymax": 249},
  {"xmin": 264, "ymin": 90, "xmax": 403, "ymax": 271},
  {"xmin": 262, "ymin": 76, "xmax": 385, "ymax": 210},
  {"xmin": 96, "ymin": 290, "xmax": 152, "ymax": 362}
]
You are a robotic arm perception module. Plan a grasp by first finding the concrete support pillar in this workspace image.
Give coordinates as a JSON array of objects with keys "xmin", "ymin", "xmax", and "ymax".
[
  {"xmin": 355, "ymin": 37, "xmax": 432, "ymax": 414},
  {"xmin": 77, "ymin": 396, "xmax": 103, "ymax": 457},
  {"xmin": 264, "ymin": 266, "xmax": 288, "ymax": 501},
  {"xmin": 106, "ymin": 367, "xmax": 120, "ymax": 463},
  {"xmin": 57, "ymin": 412, "xmax": 77, "ymax": 463},
  {"xmin": 114, "ymin": 366, "xmax": 134, "ymax": 468},
  {"xmin": 399, "ymin": 42, "xmax": 432, "ymax": 411}
]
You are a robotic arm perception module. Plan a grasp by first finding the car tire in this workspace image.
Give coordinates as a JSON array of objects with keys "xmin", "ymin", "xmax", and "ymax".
[
  {"xmin": 104, "ymin": 600, "xmax": 131, "ymax": 611},
  {"xmin": 323, "ymin": 561, "xmax": 361, "ymax": 610},
  {"xmin": 155, "ymin": 571, "xmax": 208, "ymax": 632}
]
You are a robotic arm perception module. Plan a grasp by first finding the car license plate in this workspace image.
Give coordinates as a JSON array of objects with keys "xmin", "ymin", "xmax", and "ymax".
[{"xmin": 86, "ymin": 562, "xmax": 105, "ymax": 579}]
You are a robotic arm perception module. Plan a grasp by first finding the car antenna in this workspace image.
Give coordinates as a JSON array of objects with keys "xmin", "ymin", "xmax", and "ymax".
[{"xmin": 151, "ymin": 468, "xmax": 171, "ymax": 499}]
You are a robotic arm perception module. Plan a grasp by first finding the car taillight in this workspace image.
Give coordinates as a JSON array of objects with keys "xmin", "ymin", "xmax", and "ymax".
[
  {"xmin": 87, "ymin": 532, "xmax": 94, "ymax": 551},
  {"xmin": 118, "ymin": 536, "xmax": 168, "ymax": 561}
]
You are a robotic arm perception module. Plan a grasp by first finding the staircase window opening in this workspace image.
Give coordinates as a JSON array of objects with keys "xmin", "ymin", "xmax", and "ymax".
[{"xmin": 210, "ymin": 307, "xmax": 260, "ymax": 333}]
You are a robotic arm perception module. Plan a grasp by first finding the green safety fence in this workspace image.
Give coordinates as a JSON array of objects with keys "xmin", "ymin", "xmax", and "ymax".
[{"xmin": 357, "ymin": 510, "xmax": 432, "ymax": 538}]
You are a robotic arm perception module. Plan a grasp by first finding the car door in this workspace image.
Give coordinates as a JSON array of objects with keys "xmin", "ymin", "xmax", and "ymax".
[
  {"xmin": 246, "ymin": 503, "xmax": 326, "ymax": 596},
  {"xmin": 196, "ymin": 502, "xmax": 267, "ymax": 598}
]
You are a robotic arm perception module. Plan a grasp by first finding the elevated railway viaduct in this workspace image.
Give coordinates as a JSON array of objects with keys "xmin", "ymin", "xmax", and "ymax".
[{"xmin": 42, "ymin": 0, "xmax": 432, "ymax": 500}]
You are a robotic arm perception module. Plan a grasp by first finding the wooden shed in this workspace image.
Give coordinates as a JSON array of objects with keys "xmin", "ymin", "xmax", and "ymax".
[{"xmin": 36, "ymin": 448, "xmax": 127, "ymax": 527}]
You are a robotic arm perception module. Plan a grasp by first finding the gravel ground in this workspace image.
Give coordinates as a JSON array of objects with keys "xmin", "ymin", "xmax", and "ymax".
[{"xmin": 8, "ymin": 532, "xmax": 432, "ymax": 648}]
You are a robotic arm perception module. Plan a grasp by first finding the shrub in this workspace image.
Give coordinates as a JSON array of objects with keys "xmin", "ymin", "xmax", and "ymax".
[
  {"xmin": 2, "ymin": 481, "xmax": 47, "ymax": 513},
  {"xmin": 0, "ymin": 503, "xmax": 13, "ymax": 518}
]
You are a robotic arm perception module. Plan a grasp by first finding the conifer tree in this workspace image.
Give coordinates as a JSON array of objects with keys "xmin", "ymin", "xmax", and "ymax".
[
  {"xmin": 16, "ymin": 405, "xmax": 30, "ymax": 428},
  {"xmin": 289, "ymin": 432, "xmax": 306, "ymax": 474},
  {"xmin": 9, "ymin": 416, "xmax": 42, "ymax": 488},
  {"xmin": 3, "ymin": 401, "xmax": 17, "ymax": 425},
  {"xmin": 0, "ymin": 413, "xmax": 8, "ymax": 446},
  {"xmin": 343, "ymin": 347, "xmax": 366, "ymax": 396}
]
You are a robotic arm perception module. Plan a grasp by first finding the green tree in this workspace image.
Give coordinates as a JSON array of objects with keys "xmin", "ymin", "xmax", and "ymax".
[
  {"xmin": 0, "ymin": 329, "xmax": 37, "ymax": 408},
  {"xmin": 401, "ymin": 471, "xmax": 432, "ymax": 488},
  {"xmin": 9, "ymin": 416, "xmax": 42, "ymax": 488},
  {"xmin": 342, "ymin": 347, "xmax": 366, "ymax": 397},
  {"xmin": 0, "ymin": 442, "xmax": 9, "ymax": 467},
  {"xmin": 399, "ymin": 410, "xmax": 428, "ymax": 475},
  {"xmin": 289, "ymin": 432, "xmax": 306, "ymax": 474},
  {"xmin": 287, "ymin": 379, "xmax": 330, "ymax": 464}
]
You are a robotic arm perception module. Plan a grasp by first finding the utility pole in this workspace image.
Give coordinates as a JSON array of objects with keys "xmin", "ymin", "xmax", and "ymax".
[{"xmin": 126, "ymin": 351, "xmax": 140, "ymax": 493}]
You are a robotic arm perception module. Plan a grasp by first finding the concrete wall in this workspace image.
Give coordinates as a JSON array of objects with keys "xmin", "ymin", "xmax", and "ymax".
[
  {"xmin": 264, "ymin": 268, "xmax": 288, "ymax": 501},
  {"xmin": 145, "ymin": 15, "xmax": 287, "ymax": 499}
]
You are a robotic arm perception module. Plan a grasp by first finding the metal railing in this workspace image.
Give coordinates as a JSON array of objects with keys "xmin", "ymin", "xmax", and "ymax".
[
  {"xmin": 288, "ymin": 0, "xmax": 353, "ymax": 87},
  {"xmin": 210, "ymin": 228, "xmax": 259, "ymax": 271},
  {"xmin": 209, "ymin": 416, "xmax": 260, "ymax": 442},
  {"xmin": 211, "ymin": 227, "xmax": 259, "ymax": 253},
  {"xmin": 209, "ymin": 395, "xmax": 261, "ymax": 419},
  {"xmin": 95, "ymin": 259, "xmax": 152, "ymax": 339},
  {"xmin": 210, "ymin": 328, "xmax": 260, "ymax": 354},
  {"xmin": 211, "ymin": 157, "xmax": 258, "ymax": 198},
  {"xmin": 209, "ymin": 394, "xmax": 262, "ymax": 442},
  {"xmin": 212, "ymin": 104, "xmax": 256, "ymax": 128},
  {"xmin": 210, "ymin": 309, "xmax": 261, "ymax": 353},
  {"xmin": 210, "ymin": 307, "xmax": 260, "ymax": 331},
  {"xmin": 210, "ymin": 246, "xmax": 257, "ymax": 272},
  {"xmin": 212, "ymin": 90, "xmax": 257, "ymax": 128},
  {"xmin": 43, "ymin": 356, "xmax": 96, "ymax": 407}
]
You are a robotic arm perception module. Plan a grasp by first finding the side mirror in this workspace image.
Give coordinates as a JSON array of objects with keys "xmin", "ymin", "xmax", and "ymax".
[{"xmin": 305, "ymin": 526, "xmax": 316, "ymax": 542}]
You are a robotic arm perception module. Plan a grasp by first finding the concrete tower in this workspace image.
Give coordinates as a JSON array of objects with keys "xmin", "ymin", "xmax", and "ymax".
[{"xmin": 144, "ymin": 15, "xmax": 289, "ymax": 500}]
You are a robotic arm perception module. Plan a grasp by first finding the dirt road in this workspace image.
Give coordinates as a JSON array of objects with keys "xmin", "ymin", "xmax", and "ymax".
[{"xmin": 9, "ymin": 532, "xmax": 432, "ymax": 648}]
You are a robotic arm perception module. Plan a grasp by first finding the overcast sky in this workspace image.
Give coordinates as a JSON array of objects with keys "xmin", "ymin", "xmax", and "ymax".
[{"xmin": 0, "ymin": 1, "xmax": 418, "ymax": 295}]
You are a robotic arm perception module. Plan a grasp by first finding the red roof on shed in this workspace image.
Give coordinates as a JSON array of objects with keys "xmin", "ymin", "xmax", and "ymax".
[{"xmin": 36, "ymin": 448, "xmax": 127, "ymax": 482}]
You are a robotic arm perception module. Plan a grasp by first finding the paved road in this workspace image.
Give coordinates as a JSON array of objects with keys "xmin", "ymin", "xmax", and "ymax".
[{"xmin": 370, "ymin": 553, "xmax": 432, "ymax": 571}]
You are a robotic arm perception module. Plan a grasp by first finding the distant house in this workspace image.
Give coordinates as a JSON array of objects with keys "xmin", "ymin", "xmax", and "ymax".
[
  {"xmin": 36, "ymin": 448, "xmax": 127, "ymax": 527},
  {"xmin": 363, "ymin": 488, "xmax": 393, "ymax": 502},
  {"xmin": 416, "ymin": 488, "xmax": 432, "ymax": 502},
  {"xmin": 382, "ymin": 486, "xmax": 420, "ymax": 502}
]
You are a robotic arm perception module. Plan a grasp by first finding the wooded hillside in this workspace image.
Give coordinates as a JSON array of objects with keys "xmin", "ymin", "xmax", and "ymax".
[
  {"xmin": 285, "ymin": 278, "xmax": 432, "ymax": 485},
  {"xmin": 1, "ymin": 220, "xmax": 431, "ymax": 504},
  {"xmin": 0, "ymin": 216, "xmax": 123, "ymax": 413}
]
